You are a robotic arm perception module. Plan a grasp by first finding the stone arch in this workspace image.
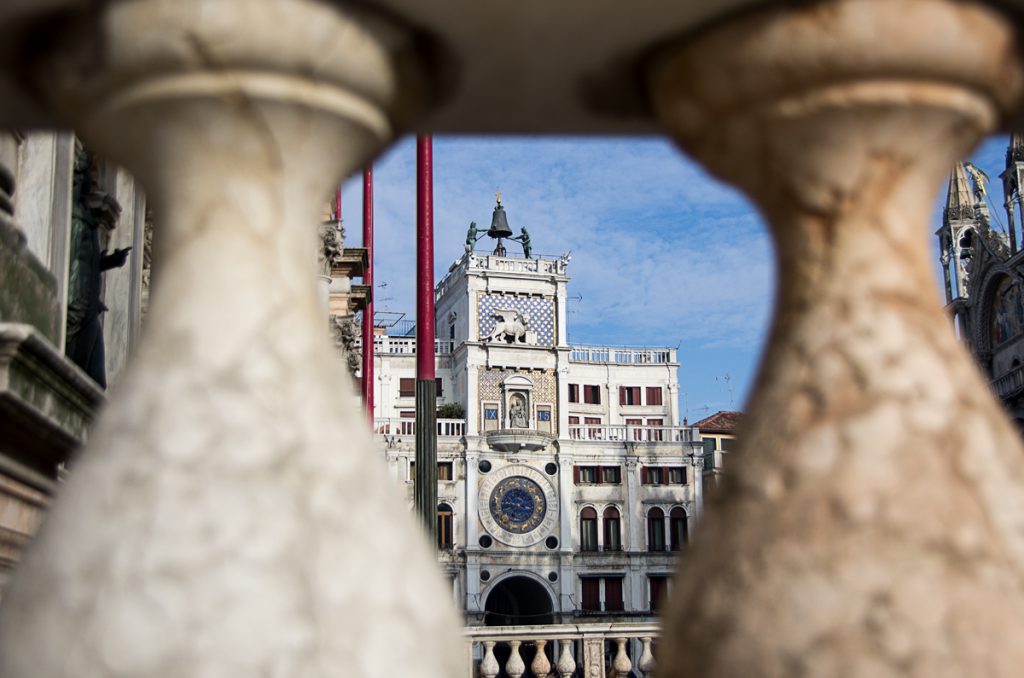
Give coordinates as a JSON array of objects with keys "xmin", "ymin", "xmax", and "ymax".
[
  {"xmin": 976, "ymin": 271, "xmax": 1016, "ymax": 354},
  {"xmin": 972, "ymin": 260, "xmax": 1020, "ymax": 344},
  {"xmin": 482, "ymin": 571, "xmax": 556, "ymax": 626}
]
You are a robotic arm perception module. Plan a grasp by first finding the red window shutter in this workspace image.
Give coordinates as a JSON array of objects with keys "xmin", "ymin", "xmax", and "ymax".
[
  {"xmin": 641, "ymin": 467, "xmax": 648, "ymax": 484},
  {"xmin": 573, "ymin": 466, "xmax": 581, "ymax": 484},
  {"xmin": 650, "ymin": 577, "xmax": 668, "ymax": 611},
  {"xmin": 581, "ymin": 578, "xmax": 601, "ymax": 612},
  {"xmin": 619, "ymin": 386, "xmax": 626, "ymax": 405},
  {"xmin": 605, "ymin": 577, "xmax": 624, "ymax": 611},
  {"xmin": 399, "ymin": 377, "xmax": 415, "ymax": 397}
]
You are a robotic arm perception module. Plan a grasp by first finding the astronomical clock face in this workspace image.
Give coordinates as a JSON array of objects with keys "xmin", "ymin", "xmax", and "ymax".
[
  {"xmin": 489, "ymin": 477, "xmax": 546, "ymax": 534},
  {"xmin": 479, "ymin": 464, "xmax": 559, "ymax": 547}
]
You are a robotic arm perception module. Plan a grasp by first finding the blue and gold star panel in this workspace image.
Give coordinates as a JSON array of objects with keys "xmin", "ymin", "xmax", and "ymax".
[{"xmin": 477, "ymin": 293, "xmax": 557, "ymax": 346}]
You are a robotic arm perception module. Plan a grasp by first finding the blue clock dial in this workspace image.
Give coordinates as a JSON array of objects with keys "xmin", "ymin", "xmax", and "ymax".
[
  {"xmin": 500, "ymin": 488, "xmax": 536, "ymax": 522},
  {"xmin": 489, "ymin": 476, "xmax": 547, "ymax": 534}
]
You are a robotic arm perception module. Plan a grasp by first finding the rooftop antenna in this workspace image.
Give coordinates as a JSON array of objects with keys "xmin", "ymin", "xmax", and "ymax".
[
  {"xmin": 375, "ymin": 281, "xmax": 394, "ymax": 310},
  {"xmin": 716, "ymin": 373, "xmax": 734, "ymax": 407}
]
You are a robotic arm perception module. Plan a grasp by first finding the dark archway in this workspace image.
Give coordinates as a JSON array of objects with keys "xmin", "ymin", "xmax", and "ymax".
[{"xmin": 484, "ymin": 575, "xmax": 555, "ymax": 626}]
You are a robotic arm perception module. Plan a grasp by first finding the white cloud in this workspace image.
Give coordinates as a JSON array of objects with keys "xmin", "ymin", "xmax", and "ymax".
[{"xmin": 340, "ymin": 136, "xmax": 775, "ymax": 352}]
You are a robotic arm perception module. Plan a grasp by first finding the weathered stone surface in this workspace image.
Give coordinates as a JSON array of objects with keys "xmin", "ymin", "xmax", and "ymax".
[
  {"xmin": 0, "ymin": 323, "xmax": 103, "ymax": 475},
  {"xmin": 0, "ymin": 217, "xmax": 60, "ymax": 344},
  {"xmin": 0, "ymin": 2, "xmax": 460, "ymax": 678},
  {"xmin": 650, "ymin": 0, "xmax": 1024, "ymax": 676},
  {"xmin": 0, "ymin": 472, "xmax": 49, "ymax": 596}
]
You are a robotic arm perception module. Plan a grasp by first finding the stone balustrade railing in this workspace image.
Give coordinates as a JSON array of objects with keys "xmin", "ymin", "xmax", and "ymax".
[
  {"xmin": 992, "ymin": 364, "xmax": 1024, "ymax": 398},
  {"xmin": 362, "ymin": 336, "xmax": 454, "ymax": 355},
  {"xmin": 463, "ymin": 623, "xmax": 658, "ymax": 678},
  {"xmin": 375, "ymin": 417, "xmax": 467, "ymax": 438},
  {"xmin": 568, "ymin": 424, "xmax": 697, "ymax": 443},
  {"xmin": 569, "ymin": 346, "xmax": 676, "ymax": 365},
  {"xmin": 3, "ymin": 1, "xmax": 1024, "ymax": 677},
  {"xmin": 469, "ymin": 254, "xmax": 567, "ymax": 276},
  {"xmin": 434, "ymin": 254, "xmax": 567, "ymax": 301}
]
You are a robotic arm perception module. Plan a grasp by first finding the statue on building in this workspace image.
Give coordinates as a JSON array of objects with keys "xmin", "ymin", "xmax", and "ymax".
[
  {"xmin": 964, "ymin": 161, "xmax": 990, "ymax": 202},
  {"xmin": 509, "ymin": 395, "xmax": 528, "ymax": 428},
  {"xmin": 65, "ymin": 147, "xmax": 127, "ymax": 389},
  {"xmin": 516, "ymin": 226, "xmax": 532, "ymax": 258},
  {"xmin": 465, "ymin": 221, "xmax": 479, "ymax": 252},
  {"xmin": 330, "ymin": 314, "xmax": 361, "ymax": 376},
  {"xmin": 317, "ymin": 218, "xmax": 344, "ymax": 277}
]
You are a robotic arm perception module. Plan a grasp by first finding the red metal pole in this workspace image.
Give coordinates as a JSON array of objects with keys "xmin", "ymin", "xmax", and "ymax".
[
  {"xmin": 416, "ymin": 137, "xmax": 435, "ymax": 382},
  {"xmin": 414, "ymin": 134, "xmax": 437, "ymax": 544},
  {"xmin": 362, "ymin": 167, "xmax": 374, "ymax": 421}
]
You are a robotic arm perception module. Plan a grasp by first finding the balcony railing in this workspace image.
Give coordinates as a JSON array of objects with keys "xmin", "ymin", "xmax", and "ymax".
[
  {"xmin": 357, "ymin": 336, "xmax": 454, "ymax": 355},
  {"xmin": 569, "ymin": 346, "xmax": 675, "ymax": 365},
  {"xmin": 568, "ymin": 424, "xmax": 696, "ymax": 443},
  {"xmin": 992, "ymin": 364, "xmax": 1024, "ymax": 398},
  {"xmin": 464, "ymin": 622, "xmax": 657, "ymax": 678},
  {"xmin": 374, "ymin": 418, "xmax": 466, "ymax": 438}
]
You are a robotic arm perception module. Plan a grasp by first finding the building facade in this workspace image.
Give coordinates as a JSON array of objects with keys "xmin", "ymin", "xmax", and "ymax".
[
  {"xmin": 939, "ymin": 136, "xmax": 1024, "ymax": 428},
  {"xmin": 369, "ymin": 200, "xmax": 703, "ymax": 626},
  {"xmin": 0, "ymin": 131, "xmax": 147, "ymax": 594},
  {"xmin": 692, "ymin": 410, "xmax": 741, "ymax": 492}
]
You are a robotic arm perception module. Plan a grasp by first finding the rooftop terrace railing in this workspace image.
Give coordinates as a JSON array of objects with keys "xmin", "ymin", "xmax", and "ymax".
[
  {"xmin": 434, "ymin": 253, "xmax": 569, "ymax": 301},
  {"xmin": 356, "ymin": 336, "xmax": 454, "ymax": 355},
  {"xmin": 569, "ymin": 346, "xmax": 675, "ymax": 365}
]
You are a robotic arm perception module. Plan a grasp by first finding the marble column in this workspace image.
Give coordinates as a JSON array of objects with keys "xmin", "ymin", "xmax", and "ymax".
[
  {"xmin": 0, "ymin": 1, "xmax": 459, "ymax": 678},
  {"xmin": 649, "ymin": 0, "xmax": 1024, "ymax": 676}
]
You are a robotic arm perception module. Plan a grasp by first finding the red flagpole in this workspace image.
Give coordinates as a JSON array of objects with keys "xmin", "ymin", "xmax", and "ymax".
[
  {"xmin": 414, "ymin": 135, "xmax": 437, "ymax": 543},
  {"xmin": 416, "ymin": 139, "xmax": 435, "ymax": 384},
  {"xmin": 362, "ymin": 167, "xmax": 374, "ymax": 421}
]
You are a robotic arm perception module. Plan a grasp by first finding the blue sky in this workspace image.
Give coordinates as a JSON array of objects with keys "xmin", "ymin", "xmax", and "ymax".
[{"xmin": 339, "ymin": 134, "xmax": 1010, "ymax": 420}]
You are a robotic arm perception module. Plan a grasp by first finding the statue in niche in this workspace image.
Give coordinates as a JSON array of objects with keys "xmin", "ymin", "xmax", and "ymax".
[
  {"xmin": 66, "ymin": 147, "xmax": 127, "ymax": 389},
  {"xmin": 509, "ymin": 395, "xmax": 528, "ymax": 428}
]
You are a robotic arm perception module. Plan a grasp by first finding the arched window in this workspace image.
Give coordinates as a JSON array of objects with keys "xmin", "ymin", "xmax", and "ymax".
[
  {"xmin": 603, "ymin": 506, "xmax": 621, "ymax": 551},
  {"xmin": 437, "ymin": 503, "xmax": 454, "ymax": 550},
  {"xmin": 670, "ymin": 506, "xmax": 687, "ymax": 551},
  {"xmin": 647, "ymin": 507, "xmax": 665, "ymax": 552},
  {"xmin": 580, "ymin": 507, "xmax": 598, "ymax": 551}
]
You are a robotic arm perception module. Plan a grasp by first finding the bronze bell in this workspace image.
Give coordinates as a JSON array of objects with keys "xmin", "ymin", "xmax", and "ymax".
[{"xmin": 487, "ymin": 203, "xmax": 513, "ymax": 239}]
